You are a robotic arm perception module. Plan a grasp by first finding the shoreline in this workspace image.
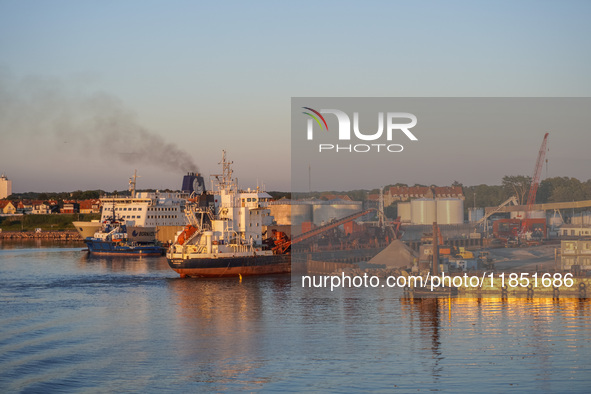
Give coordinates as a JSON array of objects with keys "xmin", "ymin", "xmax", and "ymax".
[{"xmin": 0, "ymin": 231, "xmax": 82, "ymax": 241}]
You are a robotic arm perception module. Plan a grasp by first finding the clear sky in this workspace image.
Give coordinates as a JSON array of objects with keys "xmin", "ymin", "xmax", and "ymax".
[{"xmin": 1, "ymin": 1, "xmax": 590, "ymax": 193}]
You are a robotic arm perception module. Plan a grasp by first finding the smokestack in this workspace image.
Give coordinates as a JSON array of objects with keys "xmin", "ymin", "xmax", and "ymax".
[{"xmin": 181, "ymin": 172, "xmax": 206, "ymax": 194}]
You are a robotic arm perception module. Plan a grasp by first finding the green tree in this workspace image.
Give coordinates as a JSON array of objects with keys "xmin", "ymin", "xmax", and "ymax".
[
  {"xmin": 384, "ymin": 202, "xmax": 398, "ymax": 219},
  {"xmin": 538, "ymin": 177, "xmax": 588, "ymax": 203},
  {"xmin": 502, "ymin": 175, "xmax": 532, "ymax": 205}
]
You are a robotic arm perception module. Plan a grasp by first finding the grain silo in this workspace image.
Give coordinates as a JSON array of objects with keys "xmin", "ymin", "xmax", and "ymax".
[
  {"xmin": 397, "ymin": 202, "xmax": 411, "ymax": 223},
  {"xmin": 411, "ymin": 199, "xmax": 436, "ymax": 225},
  {"xmin": 436, "ymin": 198, "xmax": 464, "ymax": 224},
  {"xmin": 468, "ymin": 208, "xmax": 484, "ymax": 222}
]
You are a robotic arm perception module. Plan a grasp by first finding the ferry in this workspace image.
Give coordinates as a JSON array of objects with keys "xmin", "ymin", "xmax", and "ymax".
[
  {"xmin": 166, "ymin": 151, "xmax": 291, "ymax": 278},
  {"xmin": 74, "ymin": 171, "xmax": 202, "ymax": 243}
]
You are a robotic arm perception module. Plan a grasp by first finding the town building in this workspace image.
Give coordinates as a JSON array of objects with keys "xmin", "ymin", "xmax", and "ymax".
[
  {"xmin": 0, "ymin": 173, "xmax": 12, "ymax": 199},
  {"xmin": 369, "ymin": 185, "xmax": 464, "ymax": 206},
  {"xmin": 0, "ymin": 200, "xmax": 17, "ymax": 215},
  {"xmin": 79, "ymin": 199, "xmax": 101, "ymax": 214}
]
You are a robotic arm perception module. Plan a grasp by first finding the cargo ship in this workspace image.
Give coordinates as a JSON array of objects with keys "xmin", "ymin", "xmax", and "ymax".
[{"xmin": 166, "ymin": 151, "xmax": 291, "ymax": 278}]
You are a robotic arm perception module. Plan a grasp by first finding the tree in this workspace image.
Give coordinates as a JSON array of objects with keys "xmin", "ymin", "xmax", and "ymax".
[
  {"xmin": 502, "ymin": 175, "xmax": 531, "ymax": 205},
  {"xmin": 384, "ymin": 202, "xmax": 397, "ymax": 219},
  {"xmin": 538, "ymin": 177, "xmax": 588, "ymax": 203}
]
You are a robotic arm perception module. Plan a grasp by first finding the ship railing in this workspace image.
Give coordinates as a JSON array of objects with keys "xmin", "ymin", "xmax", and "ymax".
[
  {"xmin": 184, "ymin": 205, "xmax": 201, "ymax": 227},
  {"xmin": 184, "ymin": 229, "xmax": 202, "ymax": 245}
]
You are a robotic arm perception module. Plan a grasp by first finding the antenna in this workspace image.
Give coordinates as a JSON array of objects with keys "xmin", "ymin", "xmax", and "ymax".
[{"xmin": 128, "ymin": 170, "xmax": 140, "ymax": 198}]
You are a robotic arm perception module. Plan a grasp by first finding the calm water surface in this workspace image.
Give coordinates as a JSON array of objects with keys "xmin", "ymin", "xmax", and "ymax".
[{"xmin": 1, "ymin": 242, "xmax": 591, "ymax": 392}]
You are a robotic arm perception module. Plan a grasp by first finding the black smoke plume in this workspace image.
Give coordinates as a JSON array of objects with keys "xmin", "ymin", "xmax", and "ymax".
[{"xmin": 0, "ymin": 72, "xmax": 198, "ymax": 173}]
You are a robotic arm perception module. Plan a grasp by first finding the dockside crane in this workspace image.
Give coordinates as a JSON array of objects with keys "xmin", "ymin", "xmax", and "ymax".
[{"xmin": 521, "ymin": 133, "xmax": 549, "ymax": 235}]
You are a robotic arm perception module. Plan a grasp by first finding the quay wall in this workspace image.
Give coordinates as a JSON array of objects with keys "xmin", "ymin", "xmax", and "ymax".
[{"xmin": 0, "ymin": 231, "xmax": 82, "ymax": 240}]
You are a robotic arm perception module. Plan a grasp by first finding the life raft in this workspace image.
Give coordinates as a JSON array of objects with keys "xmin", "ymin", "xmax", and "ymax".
[{"xmin": 177, "ymin": 225, "xmax": 198, "ymax": 245}]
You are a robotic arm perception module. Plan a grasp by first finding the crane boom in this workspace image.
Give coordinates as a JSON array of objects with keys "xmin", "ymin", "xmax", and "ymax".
[
  {"xmin": 272, "ymin": 209, "xmax": 375, "ymax": 254},
  {"xmin": 525, "ymin": 133, "xmax": 549, "ymax": 218}
]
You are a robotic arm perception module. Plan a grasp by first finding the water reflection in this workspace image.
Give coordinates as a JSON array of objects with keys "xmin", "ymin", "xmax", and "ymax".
[
  {"xmin": 167, "ymin": 277, "xmax": 282, "ymax": 390},
  {"xmin": 76, "ymin": 253, "xmax": 170, "ymax": 273},
  {"xmin": 3, "ymin": 244, "xmax": 591, "ymax": 392}
]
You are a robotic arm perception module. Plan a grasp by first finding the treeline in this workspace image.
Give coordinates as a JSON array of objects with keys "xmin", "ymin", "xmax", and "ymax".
[
  {"xmin": 463, "ymin": 176, "xmax": 591, "ymax": 208},
  {"xmin": 0, "ymin": 213, "xmax": 101, "ymax": 231},
  {"xmin": 6, "ymin": 176, "xmax": 591, "ymax": 208},
  {"xmin": 292, "ymin": 175, "xmax": 591, "ymax": 209},
  {"xmin": 7, "ymin": 190, "xmax": 105, "ymax": 201},
  {"xmin": 6, "ymin": 189, "xmax": 164, "ymax": 202}
]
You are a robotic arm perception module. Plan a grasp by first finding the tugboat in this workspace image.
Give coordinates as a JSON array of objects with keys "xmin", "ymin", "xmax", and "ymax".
[
  {"xmin": 84, "ymin": 217, "xmax": 164, "ymax": 256},
  {"xmin": 166, "ymin": 151, "xmax": 291, "ymax": 278}
]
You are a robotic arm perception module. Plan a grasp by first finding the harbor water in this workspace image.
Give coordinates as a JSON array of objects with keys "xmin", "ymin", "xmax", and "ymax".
[{"xmin": 1, "ymin": 242, "xmax": 591, "ymax": 392}]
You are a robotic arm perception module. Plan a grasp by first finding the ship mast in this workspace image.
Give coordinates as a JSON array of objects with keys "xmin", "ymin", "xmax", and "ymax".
[
  {"xmin": 215, "ymin": 150, "xmax": 236, "ymax": 191},
  {"xmin": 128, "ymin": 170, "xmax": 140, "ymax": 198}
]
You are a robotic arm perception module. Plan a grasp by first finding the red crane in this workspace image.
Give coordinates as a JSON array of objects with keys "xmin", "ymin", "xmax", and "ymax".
[
  {"xmin": 521, "ymin": 133, "xmax": 549, "ymax": 235},
  {"xmin": 526, "ymin": 133, "xmax": 549, "ymax": 213}
]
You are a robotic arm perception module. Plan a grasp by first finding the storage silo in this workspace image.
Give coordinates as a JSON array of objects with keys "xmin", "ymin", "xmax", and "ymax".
[
  {"xmin": 268, "ymin": 201, "xmax": 313, "ymax": 227},
  {"xmin": 397, "ymin": 202, "xmax": 411, "ymax": 223},
  {"xmin": 437, "ymin": 198, "xmax": 464, "ymax": 224},
  {"xmin": 469, "ymin": 208, "xmax": 484, "ymax": 222},
  {"xmin": 290, "ymin": 203, "xmax": 314, "ymax": 229},
  {"xmin": 312, "ymin": 201, "xmax": 363, "ymax": 226},
  {"xmin": 411, "ymin": 198, "xmax": 436, "ymax": 225}
]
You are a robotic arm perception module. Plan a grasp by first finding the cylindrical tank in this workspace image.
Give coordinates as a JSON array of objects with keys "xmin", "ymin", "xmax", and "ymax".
[
  {"xmin": 269, "ymin": 203, "xmax": 313, "ymax": 227},
  {"xmin": 411, "ymin": 198, "xmax": 436, "ymax": 225},
  {"xmin": 398, "ymin": 202, "xmax": 411, "ymax": 223},
  {"xmin": 312, "ymin": 202, "xmax": 362, "ymax": 226},
  {"xmin": 469, "ymin": 208, "xmax": 484, "ymax": 223},
  {"xmin": 290, "ymin": 204, "xmax": 314, "ymax": 228},
  {"xmin": 437, "ymin": 198, "xmax": 464, "ymax": 224}
]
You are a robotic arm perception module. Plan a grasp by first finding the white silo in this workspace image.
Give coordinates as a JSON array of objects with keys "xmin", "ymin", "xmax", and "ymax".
[
  {"xmin": 411, "ymin": 198, "xmax": 436, "ymax": 225},
  {"xmin": 437, "ymin": 198, "xmax": 464, "ymax": 225},
  {"xmin": 398, "ymin": 202, "xmax": 411, "ymax": 223}
]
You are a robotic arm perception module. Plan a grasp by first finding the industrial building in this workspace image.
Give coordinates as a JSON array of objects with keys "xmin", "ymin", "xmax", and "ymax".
[{"xmin": 560, "ymin": 240, "xmax": 591, "ymax": 271}]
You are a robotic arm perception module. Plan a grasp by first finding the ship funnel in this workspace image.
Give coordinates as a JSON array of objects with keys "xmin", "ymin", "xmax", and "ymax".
[{"xmin": 181, "ymin": 172, "xmax": 206, "ymax": 194}]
